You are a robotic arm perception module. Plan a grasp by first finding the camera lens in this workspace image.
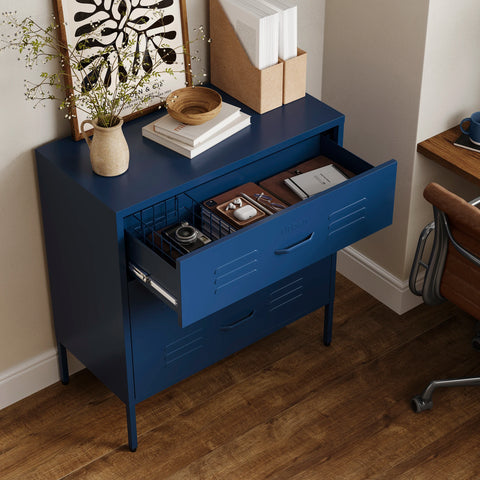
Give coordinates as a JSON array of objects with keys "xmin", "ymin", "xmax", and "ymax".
[{"xmin": 175, "ymin": 224, "xmax": 197, "ymax": 245}]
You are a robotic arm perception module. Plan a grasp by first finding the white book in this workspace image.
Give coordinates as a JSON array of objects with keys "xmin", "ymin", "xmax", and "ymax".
[
  {"xmin": 259, "ymin": 0, "xmax": 297, "ymax": 60},
  {"xmin": 219, "ymin": 0, "xmax": 279, "ymax": 70},
  {"xmin": 142, "ymin": 112, "xmax": 251, "ymax": 159},
  {"xmin": 284, "ymin": 164, "xmax": 348, "ymax": 200},
  {"xmin": 153, "ymin": 102, "xmax": 241, "ymax": 147},
  {"xmin": 240, "ymin": 0, "xmax": 279, "ymax": 67}
]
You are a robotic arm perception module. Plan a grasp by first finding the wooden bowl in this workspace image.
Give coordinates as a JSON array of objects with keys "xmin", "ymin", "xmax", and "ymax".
[{"xmin": 165, "ymin": 87, "xmax": 222, "ymax": 125}]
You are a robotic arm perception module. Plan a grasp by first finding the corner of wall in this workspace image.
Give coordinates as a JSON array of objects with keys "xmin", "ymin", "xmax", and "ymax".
[{"xmin": 337, "ymin": 247, "xmax": 423, "ymax": 315}]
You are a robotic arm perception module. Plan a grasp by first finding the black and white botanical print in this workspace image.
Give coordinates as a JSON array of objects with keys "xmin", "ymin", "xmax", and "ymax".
[{"xmin": 59, "ymin": 0, "xmax": 188, "ymax": 126}]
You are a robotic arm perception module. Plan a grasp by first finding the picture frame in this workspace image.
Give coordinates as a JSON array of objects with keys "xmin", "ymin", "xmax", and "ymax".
[{"xmin": 53, "ymin": 0, "xmax": 192, "ymax": 140}]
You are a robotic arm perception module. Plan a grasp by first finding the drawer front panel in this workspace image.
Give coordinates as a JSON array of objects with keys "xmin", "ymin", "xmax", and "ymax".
[
  {"xmin": 129, "ymin": 281, "xmax": 215, "ymax": 402},
  {"xmin": 130, "ymin": 260, "xmax": 332, "ymax": 402},
  {"xmin": 178, "ymin": 159, "xmax": 395, "ymax": 326},
  {"xmin": 126, "ymin": 140, "xmax": 396, "ymax": 328},
  {"xmin": 324, "ymin": 161, "xmax": 396, "ymax": 250},
  {"xmin": 216, "ymin": 257, "xmax": 333, "ymax": 359},
  {"xmin": 214, "ymin": 249, "xmax": 260, "ymax": 293}
]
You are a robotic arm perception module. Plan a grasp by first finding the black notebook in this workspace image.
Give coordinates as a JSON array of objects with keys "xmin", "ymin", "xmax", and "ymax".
[{"xmin": 454, "ymin": 133, "xmax": 480, "ymax": 153}]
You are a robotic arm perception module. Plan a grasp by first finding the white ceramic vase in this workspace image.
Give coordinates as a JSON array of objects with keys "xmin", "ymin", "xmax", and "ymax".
[{"xmin": 80, "ymin": 118, "xmax": 129, "ymax": 177}]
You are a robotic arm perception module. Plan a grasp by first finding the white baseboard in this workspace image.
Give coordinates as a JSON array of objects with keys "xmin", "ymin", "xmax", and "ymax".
[
  {"xmin": 337, "ymin": 246, "xmax": 423, "ymax": 315},
  {"xmin": 0, "ymin": 348, "xmax": 84, "ymax": 410}
]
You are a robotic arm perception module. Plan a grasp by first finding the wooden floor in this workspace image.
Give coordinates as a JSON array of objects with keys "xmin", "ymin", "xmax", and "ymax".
[{"xmin": 2, "ymin": 274, "xmax": 480, "ymax": 479}]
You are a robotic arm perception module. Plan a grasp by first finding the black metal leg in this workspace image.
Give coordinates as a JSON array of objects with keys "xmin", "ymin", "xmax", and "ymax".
[
  {"xmin": 323, "ymin": 302, "xmax": 333, "ymax": 346},
  {"xmin": 126, "ymin": 404, "xmax": 138, "ymax": 452},
  {"xmin": 57, "ymin": 343, "xmax": 69, "ymax": 385}
]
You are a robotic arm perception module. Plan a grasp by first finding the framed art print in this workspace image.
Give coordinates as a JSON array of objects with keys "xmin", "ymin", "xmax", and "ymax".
[{"xmin": 54, "ymin": 0, "xmax": 192, "ymax": 140}]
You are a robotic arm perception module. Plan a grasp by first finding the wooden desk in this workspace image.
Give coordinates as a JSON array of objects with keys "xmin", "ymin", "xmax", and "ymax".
[{"xmin": 417, "ymin": 126, "xmax": 480, "ymax": 187}]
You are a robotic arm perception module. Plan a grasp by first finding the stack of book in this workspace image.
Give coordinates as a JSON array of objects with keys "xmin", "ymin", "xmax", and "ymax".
[
  {"xmin": 142, "ymin": 102, "xmax": 251, "ymax": 158},
  {"xmin": 219, "ymin": 0, "xmax": 297, "ymax": 70}
]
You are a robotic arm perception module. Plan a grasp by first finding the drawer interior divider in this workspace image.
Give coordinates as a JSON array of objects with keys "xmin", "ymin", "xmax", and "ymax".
[{"xmin": 125, "ymin": 193, "xmax": 236, "ymax": 266}]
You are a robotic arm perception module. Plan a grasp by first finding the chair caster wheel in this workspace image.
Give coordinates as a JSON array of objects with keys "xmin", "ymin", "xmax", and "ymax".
[{"xmin": 411, "ymin": 395, "xmax": 432, "ymax": 413}]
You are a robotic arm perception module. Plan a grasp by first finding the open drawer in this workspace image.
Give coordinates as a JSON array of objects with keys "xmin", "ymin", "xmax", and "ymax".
[{"xmin": 125, "ymin": 136, "xmax": 397, "ymax": 328}]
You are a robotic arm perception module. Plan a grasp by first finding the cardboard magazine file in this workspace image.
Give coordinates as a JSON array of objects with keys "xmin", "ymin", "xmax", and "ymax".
[
  {"xmin": 209, "ymin": 0, "xmax": 283, "ymax": 114},
  {"xmin": 282, "ymin": 48, "xmax": 307, "ymax": 104}
]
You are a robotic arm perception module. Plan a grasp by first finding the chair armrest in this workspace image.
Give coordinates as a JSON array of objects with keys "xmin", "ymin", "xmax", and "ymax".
[
  {"xmin": 440, "ymin": 210, "xmax": 480, "ymax": 268},
  {"xmin": 471, "ymin": 197, "xmax": 480, "ymax": 207},
  {"xmin": 409, "ymin": 221, "xmax": 435, "ymax": 296}
]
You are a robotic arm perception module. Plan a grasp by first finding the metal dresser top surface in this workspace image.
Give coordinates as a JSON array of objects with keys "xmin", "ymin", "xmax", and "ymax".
[{"xmin": 36, "ymin": 93, "xmax": 344, "ymax": 216}]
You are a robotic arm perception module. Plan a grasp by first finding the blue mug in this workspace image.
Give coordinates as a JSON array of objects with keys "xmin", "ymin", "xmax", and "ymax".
[{"xmin": 460, "ymin": 111, "xmax": 480, "ymax": 145}]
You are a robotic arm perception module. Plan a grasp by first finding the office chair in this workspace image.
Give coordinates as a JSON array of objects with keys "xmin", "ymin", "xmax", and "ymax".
[{"xmin": 409, "ymin": 182, "xmax": 480, "ymax": 413}]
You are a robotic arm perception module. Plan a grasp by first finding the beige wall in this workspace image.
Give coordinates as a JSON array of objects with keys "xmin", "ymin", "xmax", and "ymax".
[
  {"xmin": 11, "ymin": 0, "xmax": 479, "ymax": 401},
  {"xmin": 405, "ymin": 0, "xmax": 480, "ymax": 274},
  {"xmin": 323, "ymin": 0, "xmax": 480, "ymax": 286},
  {"xmin": 0, "ymin": 0, "xmax": 211, "ymax": 376},
  {"xmin": 0, "ymin": 0, "xmax": 70, "ymax": 372},
  {"xmin": 0, "ymin": 0, "xmax": 325, "ymax": 400},
  {"xmin": 298, "ymin": 0, "xmax": 325, "ymax": 100},
  {"xmin": 322, "ymin": 0, "xmax": 430, "ymax": 280},
  {"xmin": 11, "ymin": 0, "xmax": 478, "ymax": 404}
]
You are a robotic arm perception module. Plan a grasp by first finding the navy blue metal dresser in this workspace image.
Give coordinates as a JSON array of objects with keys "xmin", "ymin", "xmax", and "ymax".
[{"xmin": 36, "ymin": 93, "xmax": 396, "ymax": 451}]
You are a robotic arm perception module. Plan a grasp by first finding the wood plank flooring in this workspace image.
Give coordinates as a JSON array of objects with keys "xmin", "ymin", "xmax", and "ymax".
[{"xmin": 1, "ymin": 274, "xmax": 480, "ymax": 479}]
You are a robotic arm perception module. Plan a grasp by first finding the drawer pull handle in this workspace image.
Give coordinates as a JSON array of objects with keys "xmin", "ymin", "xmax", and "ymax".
[
  {"xmin": 128, "ymin": 262, "xmax": 178, "ymax": 307},
  {"xmin": 220, "ymin": 310, "xmax": 256, "ymax": 331},
  {"xmin": 275, "ymin": 232, "xmax": 315, "ymax": 255}
]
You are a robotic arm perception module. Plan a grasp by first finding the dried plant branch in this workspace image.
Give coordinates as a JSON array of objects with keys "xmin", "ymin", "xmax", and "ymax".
[{"xmin": 1, "ymin": 8, "xmax": 209, "ymax": 128}]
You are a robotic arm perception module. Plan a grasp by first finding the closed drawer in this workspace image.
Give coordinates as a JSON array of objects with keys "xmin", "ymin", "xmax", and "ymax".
[
  {"xmin": 129, "ymin": 281, "xmax": 215, "ymax": 402},
  {"xmin": 129, "ymin": 260, "xmax": 331, "ymax": 402},
  {"xmin": 216, "ymin": 257, "xmax": 332, "ymax": 357},
  {"xmin": 125, "ymin": 135, "xmax": 396, "ymax": 327}
]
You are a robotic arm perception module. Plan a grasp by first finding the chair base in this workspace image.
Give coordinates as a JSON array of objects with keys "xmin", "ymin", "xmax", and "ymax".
[{"xmin": 412, "ymin": 376, "xmax": 480, "ymax": 413}]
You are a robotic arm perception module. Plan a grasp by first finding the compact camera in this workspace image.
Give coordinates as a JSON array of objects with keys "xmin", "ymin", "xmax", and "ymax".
[{"xmin": 162, "ymin": 221, "xmax": 211, "ymax": 254}]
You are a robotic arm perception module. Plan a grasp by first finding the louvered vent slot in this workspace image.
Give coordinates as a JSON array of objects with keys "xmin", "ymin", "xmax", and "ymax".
[
  {"xmin": 328, "ymin": 197, "xmax": 366, "ymax": 236},
  {"xmin": 214, "ymin": 250, "xmax": 259, "ymax": 293},
  {"xmin": 164, "ymin": 328, "xmax": 204, "ymax": 365},
  {"xmin": 269, "ymin": 277, "xmax": 304, "ymax": 312}
]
